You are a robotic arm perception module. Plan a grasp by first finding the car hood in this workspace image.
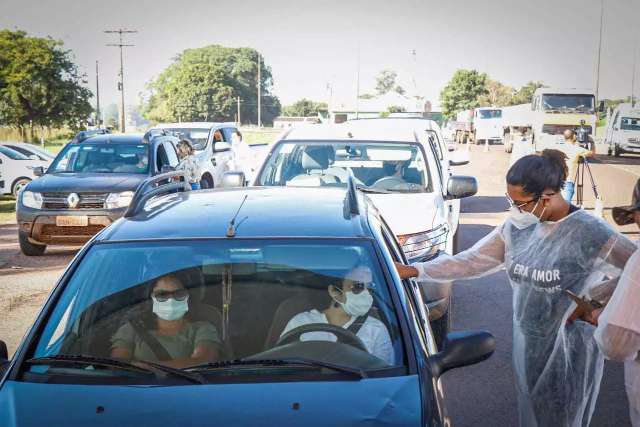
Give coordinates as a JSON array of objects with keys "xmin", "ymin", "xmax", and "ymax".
[
  {"xmin": 26, "ymin": 173, "xmax": 146, "ymax": 193},
  {"xmin": 0, "ymin": 377, "xmax": 421, "ymax": 427},
  {"xmin": 367, "ymin": 192, "xmax": 443, "ymax": 236}
]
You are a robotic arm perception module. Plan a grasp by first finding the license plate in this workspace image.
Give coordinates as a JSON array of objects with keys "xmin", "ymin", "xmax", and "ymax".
[{"xmin": 56, "ymin": 216, "xmax": 88, "ymax": 227}]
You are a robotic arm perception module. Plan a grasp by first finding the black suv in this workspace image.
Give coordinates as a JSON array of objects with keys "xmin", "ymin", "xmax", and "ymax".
[{"xmin": 16, "ymin": 130, "xmax": 181, "ymax": 255}]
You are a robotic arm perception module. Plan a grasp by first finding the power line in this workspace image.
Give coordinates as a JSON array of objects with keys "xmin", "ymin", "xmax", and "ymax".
[{"xmin": 105, "ymin": 29, "xmax": 137, "ymax": 132}]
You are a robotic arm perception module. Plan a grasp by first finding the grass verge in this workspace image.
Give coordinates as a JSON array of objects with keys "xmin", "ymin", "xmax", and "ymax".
[{"xmin": 0, "ymin": 195, "xmax": 16, "ymax": 224}]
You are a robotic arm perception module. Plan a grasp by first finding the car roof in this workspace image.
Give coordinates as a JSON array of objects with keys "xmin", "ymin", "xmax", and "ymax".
[
  {"xmin": 100, "ymin": 187, "xmax": 373, "ymax": 242},
  {"xmin": 153, "ymin": 122, "xmax": 236, "ymax": 129},
  {"xmin": 614, "ymin": 103, "xmax": 640, "ymax": 115},
  {"xmin": 281, "ymin": 122, "xmax": 420, "ymax": 143},
  {"xmin": 76, "ymin": 133, "xmax": 167, "ymax": 144}
]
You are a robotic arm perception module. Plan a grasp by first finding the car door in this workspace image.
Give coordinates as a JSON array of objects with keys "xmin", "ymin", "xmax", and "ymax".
[{"xmin": 211, "ymin": 127, "xmax": 233, "ymax": 183}]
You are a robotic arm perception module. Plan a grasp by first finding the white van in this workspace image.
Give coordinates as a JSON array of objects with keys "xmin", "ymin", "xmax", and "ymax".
[
  {"xmin": 605, "ymin": 103, "xmax": 640, "ymax": 157},
  {"xmin": 151, "ymin": 122, "xmax": 238, "ymax": 188}
]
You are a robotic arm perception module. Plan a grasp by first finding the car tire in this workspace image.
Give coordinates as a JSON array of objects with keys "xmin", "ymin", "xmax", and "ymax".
[
  {"xmin": 19, "ymin": 231, "xmax": 46, "ymax": 256},
  {"xmin": 12, "ymin": 178, "xmax": 31, "ymax": 198},
  {"xmin": 431, "ymin": 299, "xmax": 451, "ymax": 350}
]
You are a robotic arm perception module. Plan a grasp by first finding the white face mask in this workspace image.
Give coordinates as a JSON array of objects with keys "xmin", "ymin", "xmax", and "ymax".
[
  {"xmin": 509, "ymin": 200, "xmax": 546, "ymax": 230},
  {"xmin": 335, "ymin": 290, "xmax": 373, "ymax": 317},
  {"xmin": 152, "ymin": 295, "xmax": 189, "ymax": 321}
]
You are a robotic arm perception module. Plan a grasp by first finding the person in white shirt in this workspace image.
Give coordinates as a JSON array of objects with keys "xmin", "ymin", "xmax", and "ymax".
[
  {"xmin": 593, "ymin": 179, "xmax": 640, "ymax": 426},
  {"xmin": 280, "ymin": 266, "xmax": 394, "ymax": 364},
  {"xmin": 228, "ymin": 130, "xmax": 254, "ymax": 183}
]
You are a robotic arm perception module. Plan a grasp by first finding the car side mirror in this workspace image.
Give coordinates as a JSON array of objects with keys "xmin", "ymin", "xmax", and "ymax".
[
  {"xmin": 429, "ymin": 331, "xmax": 495, "ymax": 377},
  {"xmin": 449, "ymin": 150, "xmax": 470, "ymax": 166},
  {"xmin": 215, "ymin": 141, "xmax": 232, "ymax": 152},
  {"xmin": 33, "ymin": 166, "xmax": 45, "ymax": 177},
  {"xmin": 220, "ymin": 171, "xmax": 246, "ymax": 188},
  {"xmin": 598, "ymin": 101, "xmax": 605, "ymax": 113},
  {"xmin": 447, "ymin": 175, "xmax": 477, "ymax": 199},
  {"xmin": 161, "ymin": 165, "xmax": 175, "ymax": 174}
]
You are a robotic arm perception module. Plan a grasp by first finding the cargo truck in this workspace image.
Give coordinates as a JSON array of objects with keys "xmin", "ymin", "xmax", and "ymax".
[
  {"xmin": 453, "ymin": 107, "xmax": 503, "ymax": 145},
  {"xmin": 501, "ymin": 103, "xmax": 532, "ymax": 153},
  {"xmin": 605, "ymin": 103, "xmax": 640, "ymax": 157}
]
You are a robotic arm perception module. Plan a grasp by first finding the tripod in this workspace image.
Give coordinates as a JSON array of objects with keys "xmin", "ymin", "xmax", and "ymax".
[{"xmin": 574, "ymin": 156, "xmax": 599, "ymax": 207}]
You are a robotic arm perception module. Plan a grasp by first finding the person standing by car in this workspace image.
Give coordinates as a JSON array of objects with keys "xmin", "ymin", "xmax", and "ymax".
[
  {"xmin": 111, "ymin": 274, "xmax": 220, "ymax": 369},
  {"xmin": 281, "ymin": 266, "xmax": 393, "ymax": 364},
  {"xmin": 560, "ymin": 129, "xmax": 594, "ymax": 202},
  {"xmin": 176, "ymin": 139, "xmax": 200, "ymax": 190},
  {"xmin": 395, "ymin": 149, "xmax": 636, "ymax": 427},
  {"xmin": 227, "ymin": 130, "xmax": 254, "ymax": 182},
  {"xmin": 593, "ymin": 179, "xmax": 640, "ymax": 426}
]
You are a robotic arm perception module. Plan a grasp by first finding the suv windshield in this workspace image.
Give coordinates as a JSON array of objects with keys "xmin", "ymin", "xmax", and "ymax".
[
  {"xmin": 478, "ymin": 110, "xmax": 502, "ymax": 119},
  {"xmin": 621, "ymin": 117, "xmax": 640, "ymax": 131},
  {"xmin": 258, "ymin": 142, "xmax": 432, "ymax": 193},
  {"xmin": 48, "ymin": 143, "xmax": 150, "ymax": 174},
  {"xmin": 26, "ymin": 239, "xmax": 405, "ymax": 384},
  {"xmin": 0, "ymin": 145, "xmax": 30, "ymax": 160},
  {"xmin": 161, "ymin": 128, "xmax": 210, "ymax": 150},
  {"xmin": 542, "ymin": 94, "xmax": 595, "ymax": 113}
]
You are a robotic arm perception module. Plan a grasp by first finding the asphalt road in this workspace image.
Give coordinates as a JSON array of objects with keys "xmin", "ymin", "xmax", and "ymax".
[{"xmin": 441, "ymin": 143, "xmax": 639, "ymax": 427}]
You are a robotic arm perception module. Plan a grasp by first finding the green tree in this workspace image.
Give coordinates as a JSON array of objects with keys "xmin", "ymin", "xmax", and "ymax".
[
  {"xmin": 282, "ymin": 99, "xmax": 328, "ymax": 117},
  {"xmin": 375, "ymin": 70, "xmax": 405, "ymax": 97},
  {"xmin": 440, "ymin": 69, "xmax": 488, "ymax": 119},
  {"xmin": 103, "ymin": 103, "xmax": 119, "ymax": 129},
  {"xmin": 142, "ymin": 45, "xmax": 281, "ymax": 125},
  {"xmin": 477, "ymin": 79, "xmax": 515, "ymax": 107},
  {"xmin": 0, "ymin": 30, "xmax": 93, "ymax": 137},
  {"xmin": 511, "ymin": 81, "xmax": 546, "ymax": 105}
]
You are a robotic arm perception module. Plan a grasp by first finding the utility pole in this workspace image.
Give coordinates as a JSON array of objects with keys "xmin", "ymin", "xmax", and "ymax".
[
  {"xmin": 355, "ymin": 44, "xmax": 361, "ymax": 120},
  {"xmin": 237, "ymin": 96, "xmax": 241, "ymax": 126},
  {"xmin": 257, "ymin": 53, "xmax": 262, "ymax": 127},
  {"xmin": 632, "ymin": 26, "xmax": 639, "ymax": 107},
  {"xmin": 594, "ymin": 0, "xmax": 604, "ymax": 102},
  {"xmin": 105, "ymin": 29, "xmax": 137, "ymax": 133},
  {"xmin": 95, "ymin": 61, "xmax": 101, "ymax": 129}
]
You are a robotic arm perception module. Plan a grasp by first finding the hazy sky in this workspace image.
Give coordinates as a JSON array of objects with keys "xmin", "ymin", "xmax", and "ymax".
[{"xmin": 1, "ymin": 0, "xmax": 638, "ymax": 109}]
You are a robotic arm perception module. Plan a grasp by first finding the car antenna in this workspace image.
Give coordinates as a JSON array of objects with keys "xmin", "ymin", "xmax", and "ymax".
[{"xmin": 226, "ymin": 195, "xmax": 249, "ymax": 238}]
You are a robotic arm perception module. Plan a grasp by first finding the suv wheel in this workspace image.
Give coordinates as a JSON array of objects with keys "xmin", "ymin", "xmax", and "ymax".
[
  {"xmin": 12, "ymin": 178, "xmax": 31, "ymax": 198},
  {"xmin": 19, "ymin": 231, "xmax": 46, "ymax": 256}
]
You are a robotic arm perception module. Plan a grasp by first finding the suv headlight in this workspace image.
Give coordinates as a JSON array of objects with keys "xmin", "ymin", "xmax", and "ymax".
[
  {"xmin": 105, "ymin": 191, "xmax": 134, "ymax": 209},
  {"xmin": 21, "ymin": 191, "xmax": 43, "ymax": 209},
  {"xmin": 397, "ymin": 224, "xmax": 449, "ymax": 262}
]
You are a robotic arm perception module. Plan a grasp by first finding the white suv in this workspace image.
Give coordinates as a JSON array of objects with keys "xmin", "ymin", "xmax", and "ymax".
[
  {"xmin": 0, "ymin": 145, "xmax": 50, "ymax": 197},
  {"xmin": 151, "ymin": 122, "xmax": 237, "ymax": 188},
  {"xmin": 253, "ymin": 122, "xmax": 477, "ymax": 342}
]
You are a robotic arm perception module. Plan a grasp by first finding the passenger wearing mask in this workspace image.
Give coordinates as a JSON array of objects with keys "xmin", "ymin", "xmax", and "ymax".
[
  {"xmin": 176, "ymin": 139, "xmax": 200, "ymax": 190},
  {"xmin": 593, "ymin": 179, "xmax": 640, "ymax": 426},
  {"xmin": 395, "ymin": 149, "xmax": 636, "ymax": 427},
  {"xmin": 560, "ymin": 129, "xmax": 594, "ymax": 202},
  {"xmin": 281, "ymin": 266, "xmax": 393, "ymax": 364},
  {"xmin": 111, "ymin": 274, "xmax": 220, "ymax": 369}
]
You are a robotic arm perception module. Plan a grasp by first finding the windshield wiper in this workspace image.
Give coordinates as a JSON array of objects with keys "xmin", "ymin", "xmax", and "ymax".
[
  {"xmin": 26, "ymin": 354, "xmax": 205, "ymax": 384},
  {"xmin": 355, "ymin": 185, "xmax": 390, "ymax": 194},
  {"xmin": 186, "ymin": 357, "xmax": 366, "ymax": 379}
]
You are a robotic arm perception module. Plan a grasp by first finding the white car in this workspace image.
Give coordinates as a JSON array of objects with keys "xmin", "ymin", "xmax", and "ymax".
[
  {"xmin": 252, "ymin": 123, "xmax": 477, "ymax": 343},
  {"xmin": 151, "ymin": 122, "xmax": 237, "ymax": 188},
  {"xmin": 0, "ymin": 142, "xmax": 56, "ymax": 162},
  {"xmin": 605, "ymin": 103, "xmax": 640, "ymax": 157},
  {"xmin": 0, "ymin": 145, "xmax": 50, "ymax": 197}
]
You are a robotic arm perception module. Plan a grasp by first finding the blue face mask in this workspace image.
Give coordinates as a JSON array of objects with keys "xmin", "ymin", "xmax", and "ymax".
[{"xmin": 152, "ymin": 295, "xmax": 189, "ymax": 321}]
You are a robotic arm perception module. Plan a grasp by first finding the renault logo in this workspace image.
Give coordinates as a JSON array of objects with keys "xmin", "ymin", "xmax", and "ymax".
[{"xmin": 67, "ymin": 193, "xmax": 80, "ymax": 209}]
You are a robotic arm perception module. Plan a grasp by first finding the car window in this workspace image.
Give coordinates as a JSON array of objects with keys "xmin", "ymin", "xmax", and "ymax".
[
  {"xmin": 258, "ymin": 141, "xmax": 432, "ymax": 193},
  {"xmin": 0, "ymin": 145, "xmax": 30, "ymax": 160},
  {"xmin": 24, "ymin": 239, "xmax": 406, "ymax": 384},
  {"xmin": 222, "ymin": 127, "xmax": 236, "ymax": 142},
  {"xmin": 163, "ymin": 141, "xmax": 180, "ymax": 167},
  {"xmin": 48, "ymin": 144, "xmax": 150, "ymax": 174},
  {"xmin": 155, "ymin": 144, "xmax": 171, "ymax": 172},
  {"xmin": 4, "ymin": 145, "xmax": 44, "ymax": 160}
]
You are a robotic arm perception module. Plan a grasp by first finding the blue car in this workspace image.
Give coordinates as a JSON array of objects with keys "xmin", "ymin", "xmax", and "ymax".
[{"xmin": 0, "ymin": 173, "xmax": 494, "ymax": 426}]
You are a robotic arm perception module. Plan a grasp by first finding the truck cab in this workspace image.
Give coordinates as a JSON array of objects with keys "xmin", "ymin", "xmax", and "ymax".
[
  {"xmin": 472, "ymin": 108, "xmax": 503, "ymax": 145},
  {"xmin": 605, "ymin": 103, "xmax": 640, "ymax": 157},
  {"xmin": 530, "ymin": 88, "xmax": 598, "ymax": 152}
]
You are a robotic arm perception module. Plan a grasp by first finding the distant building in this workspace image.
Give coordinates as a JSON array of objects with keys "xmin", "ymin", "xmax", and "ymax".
[
  {"xmin": 328, "ymin": 94, "xmax": 442, "ymax": 124},
  {"xmin": 273, "ymin": 116, "xmax": 320, "ymax": 129}
]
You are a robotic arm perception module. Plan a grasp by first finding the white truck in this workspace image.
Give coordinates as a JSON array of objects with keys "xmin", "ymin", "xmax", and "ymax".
[
  {"xmin": 605, "ymin": 103, "xmax": 640, "ymax": 157},
  {"xmin": 530, "ymin": 88, "xmax": 602, "ymax": 152},
  {"xmin": 501, "ymin": 103, "xmax": 532, "ymax": 153},
  {"xmin": 453, "ymin": 107, "xmax": 503, "ymax": 145}
]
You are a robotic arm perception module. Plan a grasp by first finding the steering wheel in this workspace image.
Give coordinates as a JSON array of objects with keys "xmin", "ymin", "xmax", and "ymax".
[
  {"xmin": 275, "ymin": 323, "xmax": 368, "ymax": 352},
  {"xmin": 371, "ymin": 176, "xmax": 408, "ymax": 190}
]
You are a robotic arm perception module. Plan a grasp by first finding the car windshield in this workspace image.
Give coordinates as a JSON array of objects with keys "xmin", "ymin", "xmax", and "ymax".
[
  {"xmin": 478, "ymin": 110, "xmax": 502, "ymax": 119},
  {"xmin": 621, "ymin": 117, "xmax": 640, "ymax": 131},
  {"xmin": 161, "ymin": 128, "xmax": 210, "ymax": 150},
  {"xmin": 48, "ymin": 143, "xmax": 150, "ymax": 174},
  {"xmin": 0, "ymin": 145, "xmax": 30, "ymax": 160},
  {"xmin": 542, "ymin": 94, "xmax": 595, "ymax": 113},
  {"xmin": 258, "ymin": 142, "xmax": 432, "ymax": 193},
  {"xmin": 25, "ymin": 239, "xmax": 406, "ymax": 384}
]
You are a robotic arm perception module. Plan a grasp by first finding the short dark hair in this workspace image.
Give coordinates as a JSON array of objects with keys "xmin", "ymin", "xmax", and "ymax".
[{"xmin": 506, "ymin": 149, "xmax": 568, "ymax": 196}]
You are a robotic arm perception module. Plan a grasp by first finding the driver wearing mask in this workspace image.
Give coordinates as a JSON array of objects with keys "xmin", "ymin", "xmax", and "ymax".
[
  {"xmin": 111, "ymin": 274, "xmax": 221, "ymax": 369},
  {"xmin": 280, "ymin": 266, "xmax": 393, "ymax": 364}
]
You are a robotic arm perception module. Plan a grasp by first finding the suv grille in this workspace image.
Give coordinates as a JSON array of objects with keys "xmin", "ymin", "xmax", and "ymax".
[
  {"xmin": 542, "ymin": 124, "xmax": 592, "ymax": 135},
  {"xmin": 42, "ymin": 193, "xmax": 108, "ymax": 210}
]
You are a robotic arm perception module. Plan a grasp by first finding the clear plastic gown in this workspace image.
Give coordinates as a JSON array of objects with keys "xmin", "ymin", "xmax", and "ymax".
[{"xmin": 411, "ymin": 209, "xmax": 636, "ymax": 427}]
